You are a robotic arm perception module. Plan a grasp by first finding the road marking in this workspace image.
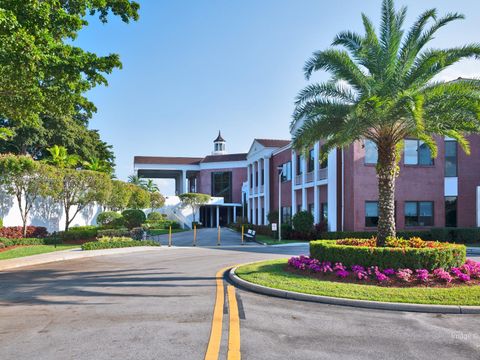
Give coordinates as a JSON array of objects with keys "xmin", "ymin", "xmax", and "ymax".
[
  {"xmin": 227, "ymin": 285, "xmax": 241, "ymax": 360},
  {"xmin": 205, "ymin": 267, "xmax": 228, "ymax": 360}
]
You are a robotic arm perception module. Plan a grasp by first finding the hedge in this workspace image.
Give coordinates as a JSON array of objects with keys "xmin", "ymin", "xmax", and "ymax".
[
  {"xmin": 431, "ymin": 227, "xmax": 480, "ymax": 244},
  {"xmin": 0, "ymin": 238, "xmax": 59, "ymax": 246},
  {"xmin": 56, "ymin": 228, "xmax": 98, "ymax": 241},
  {"xmin": 97, "ymin": 228, "xmax": 131, "ymax": 238},
  {"xmin": 82, "ymin": 240, "xmax": 159, "ymax": 250},
  {"xmin": 310, "ymin": 240, "xmax": 466, "ymax": 270},
  {"xmin": 0, "ymin": 226, "xmax": 48, "ymax": 239}
]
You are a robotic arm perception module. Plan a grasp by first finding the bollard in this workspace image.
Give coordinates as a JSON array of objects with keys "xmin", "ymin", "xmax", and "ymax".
[
  {"xmin": 193, "ymin": 224, "xmax": 197, "ymax": 246},
  {"xmin": 168, "ymin": 226, "xmax": 172, "ymax": 247},
  {"xmin": 217, "ymin": 226, "xmax": 221, "ymax": 246},
  {"xmin": 241, "ymin": 225, "xmax": 244, "ymax": 245}
]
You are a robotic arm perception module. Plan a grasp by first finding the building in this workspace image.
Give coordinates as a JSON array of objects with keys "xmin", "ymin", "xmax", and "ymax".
[{"xmin": 134, "ymin": 131, "xmax": 480, "ymax": 231}]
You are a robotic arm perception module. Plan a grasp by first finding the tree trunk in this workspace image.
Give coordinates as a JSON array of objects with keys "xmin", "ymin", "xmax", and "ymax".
[
  {"xmin": 22, "ymin": 217, "xmax": 28, "ymax": 238},
  {"xmin": 376, "ymin": 141, "xmax": 398, "ymax": 246},
  {"xmin": 65, "ymin": 209, "xmax": 70, "ymax": 232}
]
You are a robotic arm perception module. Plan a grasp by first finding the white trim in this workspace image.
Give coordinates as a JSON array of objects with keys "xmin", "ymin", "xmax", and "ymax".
[
  {"xmin": 272, "ymin": 142, "xmax": 292, "ymax": 156},
  {"xmin": 327, "ymin": 149, "xmax": 337, "ymax": 231}
]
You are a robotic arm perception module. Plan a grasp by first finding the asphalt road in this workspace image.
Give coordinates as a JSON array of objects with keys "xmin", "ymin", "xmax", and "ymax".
[{"xmin": 1, "ymin": 229, "xmax": 479, "ymax": 360}]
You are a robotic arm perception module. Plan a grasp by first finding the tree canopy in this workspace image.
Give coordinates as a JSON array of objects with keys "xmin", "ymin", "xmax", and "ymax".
[{"xmin": 291, "ymin": 0, "xmax": 480, "ymax": 244}]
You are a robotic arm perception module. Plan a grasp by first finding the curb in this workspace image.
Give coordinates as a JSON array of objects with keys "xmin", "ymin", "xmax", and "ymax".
[
  {"xmin": 228, "ymin": 266, "xmax": 480, "ymax": 314},
  {"xmin": 0, "ymin": 246, "xmax": 165, "ymax": 272}
]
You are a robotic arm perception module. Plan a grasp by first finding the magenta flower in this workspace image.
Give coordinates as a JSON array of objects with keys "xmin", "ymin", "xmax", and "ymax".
[{"xmin": 415, "ymin": 269, "xmax": 429, "ymax": 282}]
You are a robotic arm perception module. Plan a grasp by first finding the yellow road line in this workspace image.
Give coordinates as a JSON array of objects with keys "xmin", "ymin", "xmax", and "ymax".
[
  {"xmin": 205, "ymin": 267, "xmax": 228, "ymax": 360},
  {"xmin": 227, "ymin": 285, "xmax": 241, "ymax": 360}
]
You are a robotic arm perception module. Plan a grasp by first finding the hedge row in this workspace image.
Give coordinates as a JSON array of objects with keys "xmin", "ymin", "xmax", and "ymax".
[
  {"xmin": 320, "ymin": 230, "xmax": 433, "ymax": 240},
  {"xmin": 431, "ymin": 228, "xmax": 480, "ymax": 244},
  {"xmin": 310, "ymin": 240, "xmax": 466, "ymax": 270},
  {"xmin": 81, "ymin": 240, "xmax": 159, "ymax": 250},
  {"xmin": 0, "ymin": 226, "xmax": 48, "ymax": 239},
  {"xmin": 0, "ymin": 238, "xmax": 59, "ymax": 247}
]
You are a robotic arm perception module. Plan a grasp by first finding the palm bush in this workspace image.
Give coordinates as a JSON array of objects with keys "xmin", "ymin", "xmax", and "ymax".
[{"xmin": 291, "ymin": 0, "xmax": 480, "ymax": 245}]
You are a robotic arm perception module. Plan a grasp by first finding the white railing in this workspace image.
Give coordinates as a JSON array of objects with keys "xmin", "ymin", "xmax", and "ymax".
[
  {"xmin": 305, "ymin": 172, "xmax": 314, "ymax": 183},
  {"xmin": 295, "ymin": 174, "xmax": 302, "ymax": 186},
  {"xmin": 318, "ymin": 168, "xmax": 328, "ymax": 180}
]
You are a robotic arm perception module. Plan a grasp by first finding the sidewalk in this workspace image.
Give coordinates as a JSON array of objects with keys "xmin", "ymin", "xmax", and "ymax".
[{"xmin": 0, "ymin": 246, "xmax": 165, "ymax": 272}]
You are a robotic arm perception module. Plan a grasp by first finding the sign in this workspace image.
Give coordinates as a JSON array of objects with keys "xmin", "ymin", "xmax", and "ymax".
[{"xmin": 271, "ymin": 223, "xmax": 278, "ymax": 231}]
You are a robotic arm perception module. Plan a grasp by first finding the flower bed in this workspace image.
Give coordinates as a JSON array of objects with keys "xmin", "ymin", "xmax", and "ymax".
[
  {"xmin": 288, "ymin": 256, "xmax": 480, "ymax": 287},
  {"xmin": 0, "ymin": 226, "xmax": 48, "ymax": 239},
  {"xmin": 310, "ymin": 239, "xmax": 466, "ymax": 271},
  {"xmin": 81, "ymin": 240, "xmax": 159, "ymax": 250}
]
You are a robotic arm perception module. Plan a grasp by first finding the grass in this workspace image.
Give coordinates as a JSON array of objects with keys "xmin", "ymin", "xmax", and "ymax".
[
  {"xmin": 236, "ymin": 259, "xmax": 480, "ymax": 306},
  {"xmin": 147, "ymin": 228, "xmax": 186, "ymax": 236},
  {"xmin": 0, "ymin": 245, "xmax": 79, "ymax": 261},
  {"xmin": 254, "ymin": 234, "xmax": 308, "ymax": 245}
]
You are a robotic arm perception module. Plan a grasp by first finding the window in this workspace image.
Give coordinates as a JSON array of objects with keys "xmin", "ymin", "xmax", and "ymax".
[
  {"xmin": 445, "ymin": 141, "xmax": 457, "ymax": 177},
  {"xmin": 405, "ymin": 201, "xmax": 434, "ymax": 226},
  {"xmin": 281, "ymin": 162, "xmax": 292, "ymax": 182},
  {"xmin": 296, "ymin": 155, "xmax": 302, "ymax": 175},
  {"xmin": 211, "ymin": 172, "xmax": 232, "ymax": 203},
  {"xmin": 249, "ymin": 172, "xmax": 253, "ymax": 188},
  {"xmin": 308, "ymin": 149, "xmax": 314, "ymax": 173},
  {"xmin": 261, "ymin": 169, "xmax": 264, "ymax": 186},
  {"xmin": 281, "ymin": 206, "xmax": 292, "ymax": 224},
  {"xmin": 364, "ymin": 140, "xmax": 378, "ymax": 164},
  {"xmin": 261, "ymin": 208, "xmax": 265, "ymax": 225},
  {"xmin": 445, "ymin": 196, "xmax": 457, "ymax": 227},
  {"xmin": 255, "ymin": 170, "xmax": 258, "ymax": 186},
  {"xmin": 297, "ymin": 204, "xmax": 302, "ymax": 214},
  {"xmin": 404, "ymin": 139, "xmax": 433, "ymax": 165},
  {"xmin": 365, "ymin": 201, "xmax": 379, "ymax": 227},
  {"xmin": 321, "ymin": 203, "xmax": 328, "ymax": 222},
  {"xmin": 308, "ymin": 203, "xmax": 314, "ymax": 215}
]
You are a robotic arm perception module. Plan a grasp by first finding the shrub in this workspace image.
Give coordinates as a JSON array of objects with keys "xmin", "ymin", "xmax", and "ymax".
[
  {"xmin": 267, "ymin": 211, "xmax": 279, "ymax": 225},
  {"xmin": 292, "ymin": 211, "xmax": 314, "ymax": 234},
  {"xmin": 56, "ymin": 228, "xmax": 97, "ymax": 241},
  {"xmin": 121, "ymin": 209, "xmax": 146, "ymax": 229},
  {"xmin": 0, "ymin": 238, "xmax": 58, "ymax": 246},
  {"xmin": 97, "ymin": 211, "xmax": 122, "ymax": 226},
  {"xmin": 147, "ymin": 212, "xmax": 164, "ymax": 221},
  {"xmin": 430, "ymin": 227, "xmax": 480, "ymax": 244},
  {"xmin": 0, "ymin": 218, "xmax": 3, "ymax": 228},
  {"xmin": 130, "ymin": 227, "xmax": 145, "ymax": 240},
  {"xmin": 98, "ymin": 236, "xmax": 133, "ymax": 243},
  {"xmin": 97, "ymin": 228, "xmax": 130, "ymax": 238},
  {"xmin": 0, "ymin": 226, "xmax": 48, "ymax": 239},
  {"xmin": 82, "ymin": 240, "xmax": 159, "ymax": 250},
  {"xmin": 310, "ymin": 240, "xmax": 466, "ymax": 271}
]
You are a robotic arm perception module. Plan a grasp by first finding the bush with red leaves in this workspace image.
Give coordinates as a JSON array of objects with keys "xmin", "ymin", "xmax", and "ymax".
[{"xmin": 0, "ymin": 226, "xmax": 48, "ymax": 239}]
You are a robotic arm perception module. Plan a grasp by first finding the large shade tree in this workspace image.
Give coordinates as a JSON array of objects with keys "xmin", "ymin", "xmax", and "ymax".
[{"xmin": 291, "ymin": 0, "xmax": 480, "ymax": 245}]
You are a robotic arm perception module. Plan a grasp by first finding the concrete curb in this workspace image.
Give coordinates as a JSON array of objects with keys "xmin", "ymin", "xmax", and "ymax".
[
  {"xmin": 228, "ymin": 266, "xmax": 480, "ymax": 314},
  {"xmin": 0, "ymin": 246, "xmax": 165, "ymax": 272}
]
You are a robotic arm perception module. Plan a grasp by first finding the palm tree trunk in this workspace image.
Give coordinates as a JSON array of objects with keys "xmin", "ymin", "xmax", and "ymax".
[{"xmin": 376, "ymin": 141, "xmax": 398, "ymax": 246}]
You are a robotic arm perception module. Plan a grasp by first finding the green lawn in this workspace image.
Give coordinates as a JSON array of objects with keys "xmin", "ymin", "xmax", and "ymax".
[
  {"xmin": 147, "ymin": 228, "xmax": 186, "ymax": 236},
  {"xmin": 0, "ymin": 245, "xmax": 79, "ymax": 261},
  {"xmin": 254, "ymin": 234, "xmax": 308, "ymax": 245},
  {"xmin": 236, "ymin": 259, "xmax": 480, "ymax": 306}
]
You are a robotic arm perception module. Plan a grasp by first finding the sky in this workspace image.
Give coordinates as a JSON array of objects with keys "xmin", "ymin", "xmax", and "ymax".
[{"xmin": 75, "ymin": 0, "xmax": 480, "ymax": 194}]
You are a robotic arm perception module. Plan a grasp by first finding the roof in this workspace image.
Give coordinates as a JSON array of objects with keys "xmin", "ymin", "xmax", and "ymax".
[
  {"xmin": 134, "ymin": 156, "xmax": 203, "ymax": 165},
  {"xmin": 214, "ymin": 131, "xmax": 225, "ymax": 142},
  {"xmin": 201, "ymin": 153, "xmax": 247, "ymax": 163},
  {"xmin": 255, "ymin": 139, "xmax": 291, "ymax": 148}
]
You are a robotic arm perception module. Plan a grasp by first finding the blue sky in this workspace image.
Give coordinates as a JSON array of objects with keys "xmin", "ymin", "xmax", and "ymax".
[{"xmin": 76, "ymin": 0, "xmax": 480, "ymax": 193}]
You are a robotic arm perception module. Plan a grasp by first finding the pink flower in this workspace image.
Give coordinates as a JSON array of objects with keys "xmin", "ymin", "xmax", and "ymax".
[
  {"xmin": 376, "ymin": 272, "xmax": 389, "ymax": 282},
  {"xmin": 433, "ymin": 268, "xmax": 452, "ymax": 283},
  {"xmin": 415, "ymin": 269, "xmax": 429, "ymax": 282},
  {"xmin": 336, "ymin": 269, "xmax": 349, "ymax": 278},
  {"xmin": 396, "ymin": 268, "xmax": 413, "ymax": 282}
]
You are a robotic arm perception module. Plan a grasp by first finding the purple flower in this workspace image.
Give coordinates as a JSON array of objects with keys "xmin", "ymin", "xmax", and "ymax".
[
  {"xmin": 433, "ymin": 268, "xmax": 452, "ymax": 283},
  {"xmin": 383, "ymin": 269, "xmax": 396, "ymax": 276},
  {"xmin": 415, "ymin": 269, "xmax": 429, "ymax": 282},
  {"xmin": 376, "ymin": 272, "xmax": 389, "ymax": 282},
  {"xmin": 336, "ymin": 269, "xmax": 349, "ymax": 278}
]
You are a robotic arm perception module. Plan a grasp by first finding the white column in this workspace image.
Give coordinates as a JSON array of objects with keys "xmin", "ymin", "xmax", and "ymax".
[
  {"xmin": 477, "ymin": 186, "xmax": 480, "ymax": 227},
  {"xmin": 291, "ymin": 150, "xmax": 297, "ymax": 216},
  {"xmin": 233, "ymin": 206, "xmax": 237, "ymax": 223},
  {"xmin": 301, "ymin": 156, "xmax": 307, "ymax": 211},
  {"xmin": 247, "ymin": 164, "xmax": 251, "ymax": 190},
  {"xmin": 264, "ymin": 157, "xmax": 270, "ymax": 224},
  {"xmin": 247, "ymin": 199, "xmax": 251, "ymax": 223},
  {"xmin": 182, "ymin": 170, "xmax": 188, "ymax": 194},
  {"xmin": 327, "ymin": 149, "xmax": 337, "ymax": 231},
  {"xmin": 216, "ymin": 206, "xmax": 220, "ymax": 228},
  {"xmin": 313, "ymin": 142, "xmax": 320, "ymax": 223},
  {"xmin": 252, "ymin": 197, "xmax": 257, "ymax": 225}
]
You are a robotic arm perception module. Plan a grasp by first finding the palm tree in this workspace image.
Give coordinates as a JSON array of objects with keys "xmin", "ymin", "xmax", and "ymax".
[
  {"xmin": 128, "ymin": 174, "xmax": 146, "ymax": 187},
  {"xmin": 45, "ymin": 145, "xmax": 80, "ymax": 169},
  {"xmin": 82, "ymin": 157, "xmax": 113, "ymax": 174},
  {"xmin": 291, "ymin": 0, "xmax": 480, "ymax": 246},
  {"xmin": 143, "ymin": 179, "xmax": 160, "ymax": 193}
]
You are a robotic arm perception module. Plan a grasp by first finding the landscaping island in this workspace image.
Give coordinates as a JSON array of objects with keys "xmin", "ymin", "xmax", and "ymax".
[{"xmin": 235, "ymin": 238, "xmax": 480, "ymax": 306}]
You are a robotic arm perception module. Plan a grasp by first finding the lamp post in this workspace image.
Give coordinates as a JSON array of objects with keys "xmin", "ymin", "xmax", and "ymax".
[{"xmin": 277, "ymin": 166, "xmax": 283, "ymax": 242}]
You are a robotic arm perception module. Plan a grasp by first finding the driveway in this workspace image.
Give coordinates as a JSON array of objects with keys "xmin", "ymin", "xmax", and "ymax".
[{"xmin": 0, "ymin": 244, "xmax": 479, "ymax": 360}]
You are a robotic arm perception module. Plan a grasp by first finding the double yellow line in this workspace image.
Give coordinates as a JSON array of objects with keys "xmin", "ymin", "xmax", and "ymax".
[{"xmin": 205, "ymin": 267, "xmax": 241, "ymax": 360}]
